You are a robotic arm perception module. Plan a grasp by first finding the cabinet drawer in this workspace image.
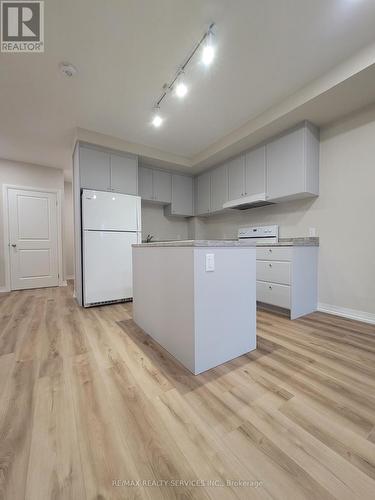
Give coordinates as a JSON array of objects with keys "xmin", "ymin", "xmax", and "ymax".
[
  {"xmin": 256, "ymin": 246, "xmax": 292, "ymax": 261},
  {"xmin": 256, "ymin": 281, "xmax": 291, "ymax": 309},
  {"xmin": 257, "ymin": 261, "xmax": 291, "ymax": 285}
]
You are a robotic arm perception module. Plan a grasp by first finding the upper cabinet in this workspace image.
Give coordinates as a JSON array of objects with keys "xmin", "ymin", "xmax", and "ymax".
[
  {"xmin": 139, "ymin": 166, "xmax": 153, "ymax": 200},
  {"xmin": 228, "ymin": 155, "xmax": 246, "ymax": 200},
  {"xmin": 226, "ymin": 146, "xmax": 265, "ymax": 203},
  {"xmin": 110, "ymin": 154, "xmax": 138, "ymax": 194},
  {"xmin": 210, "ymin": 163, "xmax": 228, "ymax": 213},
  {"xmin": 245, "ymin": 145, "xmax": 266, "ymax": 196},
  {"xmin": 195, "ymin": 163, "xmax": 229, "ymax": 215},
  {"xmin": 139, "ymin": 166, "xmax": 172, "ymax": 204},
  {"xmin": 80, "ymin": 147, "xmax": 111, "ymax": 191},
  {"xmin": 79, "ymin": 145, "xmax": 138, "ymax": 195},
  {"xmin": 165, "ymin": 174, "xmax": 194, "ymax": 217},
  {"xmin": 153, "ymin": 169, "xmax": 172, "ymax": 204},
  {"xmin": 266, "ymin": 122, "xmax": 319, "ymax": 201},
  {"xmin": 195, "ymin": 172, "xmax": 211, "ymax": 215}
]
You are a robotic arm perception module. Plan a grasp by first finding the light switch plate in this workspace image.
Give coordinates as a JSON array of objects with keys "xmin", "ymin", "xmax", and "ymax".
[
  {"xmin": 309, "ymin": 227, "xmax": 317, "ymax": 237},
  {"xmin": 205, "ymin": 253, "xmax": 215, "ymax": 272}
]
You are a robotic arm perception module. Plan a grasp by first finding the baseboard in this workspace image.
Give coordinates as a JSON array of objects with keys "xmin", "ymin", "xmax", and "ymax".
[
  {"xmin": 60, "ymin": 280, "xmax": 68, "ymax": 287},
  {"xmin": 318, "ymin": 302, "xmax": 375, "ymax": 325},
  {"xmin": 0, "ymin": 286, "xmax": 9, "ymax": 293},
  {"xmin": 65, "ymin": 275, "xmax": 74, "ymax": 280}
]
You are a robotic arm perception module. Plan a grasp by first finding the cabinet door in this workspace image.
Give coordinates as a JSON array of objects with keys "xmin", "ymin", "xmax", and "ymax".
[
  {"xmin": 110, "ymin": 154, "xmax": 138, "ymax": 194},
  {"xmin": 79, "ymin": 146, "xmax": 111, "ymax": 191},
  {"xmin": 228, "ymin": 155, "xmax": 245, "ymax": 200},
  {"xmin": 138, "ymin": 167, "xmax": 154, "ymax": 200},
  {"xmin": 195, "ymin": 172, "xmax": 211, "ymax": 215},
  {"xmin": 211, "ymin": 164, "xmax": 228, "ymax": 212},
  {"xmin": 266, "ymin": 127, "xmax": 305, "ymax": 200},
  {"xmin": 245, "ymin": 145, "xmax": 266, "ymax": 196},
  {"xmin": 171, "ymin": 174, "xmax": 193, "ymax": 216},
  {"xmin": 153, "ymin": 169, "xmax": 172, "ymax": 203}
]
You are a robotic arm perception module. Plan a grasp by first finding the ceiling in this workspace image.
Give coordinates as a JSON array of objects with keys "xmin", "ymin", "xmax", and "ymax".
[{"xmin": 1, "ymin": 0, "xmax": 375, "ymax": 179}]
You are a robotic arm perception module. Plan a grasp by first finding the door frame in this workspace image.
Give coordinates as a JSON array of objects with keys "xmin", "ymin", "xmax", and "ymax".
[{"xmin": 2, "ymin": 184, "xmax": 64, "ymax": 292}]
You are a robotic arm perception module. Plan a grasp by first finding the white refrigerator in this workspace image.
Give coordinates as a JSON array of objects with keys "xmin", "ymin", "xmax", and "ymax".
[{"xmin": 81, "ymin": 189, "xmax": 141, "ymax": 307}]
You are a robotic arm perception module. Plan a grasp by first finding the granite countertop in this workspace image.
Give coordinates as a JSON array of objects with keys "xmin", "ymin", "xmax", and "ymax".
[
  {"xmin": 256, "ymin": 237, "xmax": 319, "ymax": 247},
  {"xmin": 133, "ymin": 239, "xmax": 256, "ymax": 248},
  {"xmin": 135, "ymin": 237, "xmax": 319, "ymax": 248}
]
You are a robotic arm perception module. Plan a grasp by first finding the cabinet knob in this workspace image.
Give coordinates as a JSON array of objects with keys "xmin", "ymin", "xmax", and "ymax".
[
  {"xmin": 269, "ymin": 285, "xmax": 272, "ymax": 290},
  {"xmin": 269, "ymin": 248, "xmax": 272, "ymax": 253},
  {"xmin": 269, "ymin": 263, "xmax": 272, "ymax": 268}
]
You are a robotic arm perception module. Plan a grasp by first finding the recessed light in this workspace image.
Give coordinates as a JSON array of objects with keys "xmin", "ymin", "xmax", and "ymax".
[
  {"xmin": 175, "ymin": 82, "xmax": 188, "ymax": 98},
  {"xmin": 59, "ymin": 62, "xmax": 77, "ymax": 77}
]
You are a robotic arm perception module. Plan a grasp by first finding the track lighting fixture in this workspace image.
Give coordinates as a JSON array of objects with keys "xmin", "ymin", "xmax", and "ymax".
[{"xmin": 150, "ymin": 23, "xmax": 215, "ymax": 127}]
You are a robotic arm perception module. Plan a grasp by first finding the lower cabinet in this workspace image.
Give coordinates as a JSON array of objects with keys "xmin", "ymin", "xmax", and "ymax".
[
  {"xmin": 257, "ymin": 281, "xmax": 291, "ymax": 310},
  {"xmin": 256, "ymin": 246, "xmax": 318, "ymax": 319}
]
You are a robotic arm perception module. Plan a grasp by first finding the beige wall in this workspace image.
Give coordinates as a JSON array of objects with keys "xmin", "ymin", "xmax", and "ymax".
[
  {"xmin": 0, "ymin": 159, "xmax": 64, "ymax": 289},
  {"xmin": 194, "ymin": 107, "xmax": 375, "ymax": 315},
  {"xmin": 64, "ymin": 181, "xmax": 74, "ymax": 279},
  {"xmin": 141, "ymin": 202, "xmax": 190, "ymax": 242}
]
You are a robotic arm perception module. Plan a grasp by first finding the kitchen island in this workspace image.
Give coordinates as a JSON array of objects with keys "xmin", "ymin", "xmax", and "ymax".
[{"xmin": 132, "ymin": 240, "xmax": 256, "ymax": 375}]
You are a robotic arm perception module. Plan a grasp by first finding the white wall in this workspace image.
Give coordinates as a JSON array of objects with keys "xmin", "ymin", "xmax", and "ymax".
[
  {"xmin": 0, "ymin": 159, "xmax": 64, "ymax": 289},
  {"xmin": 64, "ymin": 181, "xmax": 74, "ymax": 279},
  {"xmin": 141, "ymin": 202, "xmax": 190, "ymax": 241},
  {"xmin": 193, "ymin": 107, "xmax": 375, "ymax": 315}
]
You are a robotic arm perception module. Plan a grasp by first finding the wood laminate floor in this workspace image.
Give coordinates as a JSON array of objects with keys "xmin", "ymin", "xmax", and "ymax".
[{"xmin": 1, "ymin": 283, "xmax": 375, "ymax": 499}]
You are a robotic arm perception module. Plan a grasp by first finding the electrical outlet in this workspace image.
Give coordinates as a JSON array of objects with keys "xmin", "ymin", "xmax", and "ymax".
[{"xmin": 205, "ymin": 253, "xmax": 215, "ymax": 272}]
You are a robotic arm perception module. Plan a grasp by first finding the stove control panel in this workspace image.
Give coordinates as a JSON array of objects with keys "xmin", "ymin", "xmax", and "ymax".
[{"xmin": 238, "ymin": 225, "xmax": 279, "ymax": 242}]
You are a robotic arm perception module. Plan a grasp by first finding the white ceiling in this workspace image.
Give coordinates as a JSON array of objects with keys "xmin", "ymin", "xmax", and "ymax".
[{"xmin": 1, "ymin": 0, "xmax": 375, "ymax": 178}]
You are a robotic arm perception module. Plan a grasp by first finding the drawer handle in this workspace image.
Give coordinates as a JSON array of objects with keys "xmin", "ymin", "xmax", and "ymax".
[
  {"xmin": 269, "ymin": 285, "xmax": 272, "ymax": 290},
  {"xmin": 269, "ymin": 263, "xmax": 272, "ymax": 268}
]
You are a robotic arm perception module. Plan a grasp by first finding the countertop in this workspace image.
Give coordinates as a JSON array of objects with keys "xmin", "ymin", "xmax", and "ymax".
[
  {"xmin": 135, "ymin": 237, "xmax": 319, "ymax": 247},
  {"xmin": 255, "ymin": 237, "xmax": 319, "ymax": 246},
  {"xmin": 133, "ymin": 239, "xmax": 256, "ymax": 248}
]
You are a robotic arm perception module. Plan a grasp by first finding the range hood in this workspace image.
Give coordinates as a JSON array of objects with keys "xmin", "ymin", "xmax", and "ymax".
[{"xmin": 223, "ymin": 193, "xmax": 274, "ymax": 210}]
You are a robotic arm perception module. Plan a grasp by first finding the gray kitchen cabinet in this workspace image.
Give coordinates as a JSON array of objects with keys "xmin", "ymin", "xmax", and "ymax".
[
  {"xmin": 245, "ymin": 145, "xmax": 266, "ymax": 196},
  {"xmin": 139, "ymin": 166, "xmax": 153, "ymax": 200},
  {"xmin": 228, "ymin": 155, "xmax": 245, "ymax": 200},
  {"xmin": 153, "ymin": 169, "xmax": 172, "ymax": 203},
  {"xmin": 266, "ymin": 122, "xmax": 319, "ymax": 201},
  {"xmin": 79, "ymin": 146, "xmax": 111, "ymax": 191},
  {"xmin": 210, "ymin": 163, "xmax": 228, "ymax": 212},
  {"xmin": 110, "ymin": 153, "xmax": 138, "ymax": 194},
  {"xmin": 165, "ymin": 174, "xmax": 193, "ymax": 216},
  {"xmin": 139, "ymin": 166, "xmax": 172, "ymax": 203},
  {"xmin": 79, "ymin": 145, "xmax": 138, "ymax": 194},
  {"xmin": 195, "ymin": 172, "xmax": 211, "ymax": 215}
]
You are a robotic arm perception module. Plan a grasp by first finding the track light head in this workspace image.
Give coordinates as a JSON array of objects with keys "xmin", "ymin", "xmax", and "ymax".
[
  {"xmin": 175, "ymin": 82, "xmax": 188, "ymax": 98},
  {"xmin": 152, "ymin": 112, "xmax": 163, "ymax": 127}
]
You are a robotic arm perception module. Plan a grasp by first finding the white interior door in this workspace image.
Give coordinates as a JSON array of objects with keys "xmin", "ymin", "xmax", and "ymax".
[{"xmin": 8, "ymin": 189, "xmax": 59, "ymax": 290}]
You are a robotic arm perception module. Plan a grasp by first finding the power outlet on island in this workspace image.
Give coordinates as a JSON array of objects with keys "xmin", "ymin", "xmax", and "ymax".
[{"xmin": 205, "ymin": 253, "xmax": 215, "ymax": 272}]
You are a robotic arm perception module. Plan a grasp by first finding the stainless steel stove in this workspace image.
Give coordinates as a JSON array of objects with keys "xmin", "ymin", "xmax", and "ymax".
[{"xmin": 238, "ymin": 225, "xmax": 279, "ymax": 244}]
